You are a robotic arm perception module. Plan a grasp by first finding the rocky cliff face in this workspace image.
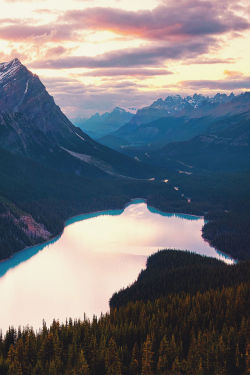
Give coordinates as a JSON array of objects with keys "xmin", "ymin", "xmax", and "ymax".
[
  {"xmin": 0, "ymin": 58, "xmax": 75, "ymax": 138},
  {"xmin": 0, "ymin": 58, "xmax": 87, "ymax": 159}
]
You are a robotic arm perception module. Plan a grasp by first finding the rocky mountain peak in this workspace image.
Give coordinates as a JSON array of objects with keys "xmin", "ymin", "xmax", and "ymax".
[
  {"xmin": 0, "ymin": 58, "xmax": 22, "ymax": 80},
  {"xmin": 0, "ymin": 58, "xmax": 77, "ymax": 138}
]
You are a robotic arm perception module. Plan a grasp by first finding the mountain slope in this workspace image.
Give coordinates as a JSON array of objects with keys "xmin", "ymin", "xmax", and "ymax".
[
  {"xmin": 0, "ymin": 58, "xmax": 154, "ymax": 179},
  {"xmin": 145, "ymin": 112, "xmax": 250, "ymax": 172}
]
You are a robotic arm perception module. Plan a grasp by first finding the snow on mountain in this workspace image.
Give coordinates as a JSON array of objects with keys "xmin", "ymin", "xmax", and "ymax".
[{"xmin": 0, "ymin": 58, "xmax": 23, "ymax": 83}]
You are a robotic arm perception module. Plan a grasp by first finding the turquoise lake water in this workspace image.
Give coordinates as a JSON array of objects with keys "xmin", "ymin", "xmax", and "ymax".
[{"xmin": 0, "ymin": 199, "xmax": 234, "ymax": 332}]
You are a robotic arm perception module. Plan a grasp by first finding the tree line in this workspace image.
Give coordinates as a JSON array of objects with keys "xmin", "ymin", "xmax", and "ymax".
[{"xmin": 0, "ymin": 251, "xmax": 248, "ymax": 375}]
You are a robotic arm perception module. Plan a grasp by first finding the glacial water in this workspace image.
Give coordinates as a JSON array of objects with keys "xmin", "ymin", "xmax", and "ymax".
[{"xmin": 0, "ymin": 199, "xmax": 234, "ymax": 332}]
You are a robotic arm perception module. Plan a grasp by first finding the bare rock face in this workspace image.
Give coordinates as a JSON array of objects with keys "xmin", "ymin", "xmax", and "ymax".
[
  {"xmin": 19, "ymin": 215, "xmax": 51, "ymax": 240},
  {"xmin": 0, "ymin": 59, "xmax": 103, "ymax": 162},
  {"xmin": 0, "ymin": 58, "xmax": 76, "ymax": 140}
]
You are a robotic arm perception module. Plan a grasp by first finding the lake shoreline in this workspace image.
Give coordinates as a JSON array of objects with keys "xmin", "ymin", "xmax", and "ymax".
[{"xmin": 0, "ymin": 197, "xmax": 231, "ymax": 265}]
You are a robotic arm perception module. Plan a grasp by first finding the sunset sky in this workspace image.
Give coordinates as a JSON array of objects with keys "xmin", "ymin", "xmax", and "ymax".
[{"xmin": 0, "ymin": 0, "xmax": 250, "ymax": 118}]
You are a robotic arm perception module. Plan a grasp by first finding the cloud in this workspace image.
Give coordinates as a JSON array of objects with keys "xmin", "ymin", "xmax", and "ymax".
[
  {"xmin": 180, "ymin": 78, "xmax": 250, "ymax": 90},
  {"xmin": 31, "ymin": 39, "xmax": 211, "ymax": 69},
  {"xmin": 62, "ymin": 1, "xmax": 250, "ymax": 41},
  {"xmin": 4, "ymin": 0, "xmax": 45, "ymax": 2},
  {"xmin": 1, "ymin": 0, "xmax": 249, "ymax": 117},
  {"xmin": 82, "ymin": 68, "xmax": 172, "ymax": 77},
  {"xmin": 44, "ymin": 46, "xmax": 74, "ymax": 58},
  {"xmin": 54, "ymin": 87, "xmax": 172, "ymax": 118},
  {"xmin": 0, "ymin": 23, "xmax": 78, "ymax": 42},
  {"xmin": 2, "ymin": 1, "xmax": 248, "ymax": 46},
  {"xmin": 41, "ymin": 75, "xmax": 174, "ymax": 117},
  {"xmin": 223, "ymin": 70, "xmax": 245, "ymax": 79},
  {"xmin": 0, "ymin": 49, "xmax": 29, "ymax": 62},
  {"xmin": 184, "ymin": 57, "xmax": 236, "ymax": 65}
]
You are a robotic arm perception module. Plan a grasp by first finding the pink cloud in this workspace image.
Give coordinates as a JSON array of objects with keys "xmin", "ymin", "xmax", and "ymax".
[
  {"xmin": 62, "ymin": 1, "xmax": 250, "ymax": 41},
  {"xmin": 45, "ymin": 46, "xmax": 74, "ymax": 58},
  {"xmin": 0, "ymin": 23, "xmax": 78, "ymax": 42},
  {"xmin": 31, "ymin": 39, "xmax": 211, "ymax": 69},
  {"xmin": 180, "ymin": 78, "xmax": 250, "ymax": 90},
  {"xmin": 82, "ymin": 68, "xmax": 173, "ymax": 77}
]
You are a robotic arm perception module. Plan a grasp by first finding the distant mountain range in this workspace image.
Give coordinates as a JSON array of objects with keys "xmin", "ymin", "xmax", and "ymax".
[
  {"xmin": 98, "ymin": 92, "xmax": 250, "ymax": 172},
  {"xmin": 99, "ymin": 92, "xmax": 250, "ymax": 150},
  {"xmin": 72, "ymin": 107, "xmax": 134, "ymax": 139}
]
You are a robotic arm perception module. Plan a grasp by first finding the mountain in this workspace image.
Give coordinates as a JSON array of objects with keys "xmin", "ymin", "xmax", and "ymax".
[
  {"xmin": 99, "ymin": 92, "xmax": 250, "ymax": 150},
  {"xmin": 0, "ymin": 58, "xmax": 154, "ymax": 179},
  {"xmin": 0, "ymin": 59, "xmax": 174, "ymax": 260},
  {"xmin": 72, "ymin": 107, "xmax": 133, "ymax": 139}
]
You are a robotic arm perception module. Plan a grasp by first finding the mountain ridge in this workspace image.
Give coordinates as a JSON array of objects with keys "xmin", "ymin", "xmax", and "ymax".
[{"xmin": 99, "ymin": 92, "xmax": 250, "ymax": 150}]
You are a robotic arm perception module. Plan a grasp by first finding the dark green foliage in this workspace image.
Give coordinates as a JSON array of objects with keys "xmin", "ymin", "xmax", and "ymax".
[
  {"xmin": 148, "ymin": 171, "xmax": 250, "ymax": 260},
  {"xmin": 0, "ymin": 254, "xmax": 248, "ymax": 375},
  {"xmin": 110, "ymin": 250, "xmax": 250, "ymax": 308}
]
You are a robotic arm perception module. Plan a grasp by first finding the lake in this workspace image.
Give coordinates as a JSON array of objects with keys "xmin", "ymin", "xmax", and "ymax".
[{"xmin": 0, "ymin": 199, "xmax": 234, "ymax": 332}]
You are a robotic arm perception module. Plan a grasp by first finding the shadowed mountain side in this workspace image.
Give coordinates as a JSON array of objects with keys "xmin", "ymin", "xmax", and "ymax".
[
  {"xmin": 0, "ymin": 59, "xmax": 157, "ymax": 179},
  {"xmin": 143, "ymin": 112, "xmax": 250, "ymax": 172}
]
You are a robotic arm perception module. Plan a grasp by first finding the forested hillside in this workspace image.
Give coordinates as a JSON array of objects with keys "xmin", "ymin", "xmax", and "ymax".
[
  {"xmin": 110, "ymin": 250, "xmax": 250, "ymax": 307},
  {"xmin": 0, "ymin": 251, "xmax": 249, "ymax": 375}
]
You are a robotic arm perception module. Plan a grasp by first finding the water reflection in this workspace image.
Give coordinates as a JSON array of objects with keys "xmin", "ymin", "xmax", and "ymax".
[{"xmin": 0, "ymin": 200, "xmax": 234, "ymax": 332}]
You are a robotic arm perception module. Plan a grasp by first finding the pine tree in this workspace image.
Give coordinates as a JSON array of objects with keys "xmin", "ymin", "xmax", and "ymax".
[
  {"xmin": 130, "ymin": 343, "xmax": 140, "ymax": 375},
  {"xmin": 77, "ymin": 349, "xmax": 90, "ymax": 375},
  {"xmin": 157, "ymin": 336, "xmax": 169, "ymax": 374},
  {"xmin": 105, "ymin": 338, "xmax": 122, "ymax": 375},
  {"xmin": 141, "ymin": 335, "xmax": 154, "ymax": 375}
]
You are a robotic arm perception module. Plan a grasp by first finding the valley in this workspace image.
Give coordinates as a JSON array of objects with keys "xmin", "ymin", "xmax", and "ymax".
[
  {"xmin": 0, "ymin": 57, "xmax": 249, "ymax": 375},
  {"xmin": 0, "ymin": 59, "xmax": 249, "ymax": 264}
]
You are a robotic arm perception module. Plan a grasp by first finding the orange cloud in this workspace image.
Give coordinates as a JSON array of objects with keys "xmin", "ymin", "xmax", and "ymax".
[{"xmin": 224, "ymin": 70, "xmax": 244, "ymax": 79}]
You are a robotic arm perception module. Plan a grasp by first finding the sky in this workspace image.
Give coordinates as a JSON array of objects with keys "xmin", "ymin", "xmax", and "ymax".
[{"xmin": 0, "ymin": 0, "xmax": 250, "ymax": 118}]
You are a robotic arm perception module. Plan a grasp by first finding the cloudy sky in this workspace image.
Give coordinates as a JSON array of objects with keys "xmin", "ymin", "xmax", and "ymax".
[{"xmin": 0, "ymin": 0, "xmax": 250, "ymax": 118}]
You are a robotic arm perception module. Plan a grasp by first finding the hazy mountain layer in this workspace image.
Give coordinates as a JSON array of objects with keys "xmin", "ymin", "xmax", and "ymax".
[
  {"xmin": 100, "ymin": 92, "xmax": 250, "ymax": 150},
  {"xmin": 73, "ymin": 107, "xmax": 133, "ymax": 139}
]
